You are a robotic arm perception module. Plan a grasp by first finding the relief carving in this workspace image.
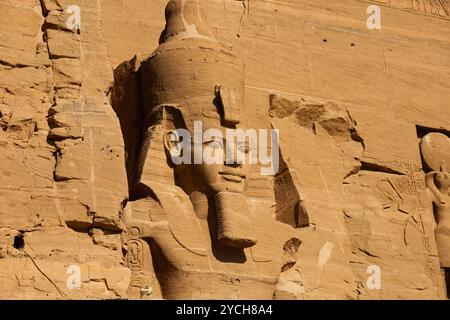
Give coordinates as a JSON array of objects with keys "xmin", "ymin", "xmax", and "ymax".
[
  {"xmin": 125, "ymin": 235, "xmax": 160, "ymax": 299},
  {"xmin": 420, "ymin": 132, "xmax": 450, "ymax": 297}
]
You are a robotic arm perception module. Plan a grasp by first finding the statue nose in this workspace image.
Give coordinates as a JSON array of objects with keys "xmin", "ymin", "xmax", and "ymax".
[{"xmin": 224, "ymin": 162, "xmax": 242, "ymax": 168}]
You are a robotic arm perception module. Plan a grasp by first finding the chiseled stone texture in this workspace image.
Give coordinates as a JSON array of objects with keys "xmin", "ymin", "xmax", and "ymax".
[{"xmin": 0, "ymin": 0, "xmax": 449, "ymax": 299}]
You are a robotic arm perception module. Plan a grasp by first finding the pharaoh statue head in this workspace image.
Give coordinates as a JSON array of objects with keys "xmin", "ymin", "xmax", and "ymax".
[
  {"xmin": 134, "ymin": 0, "xmax": 256, "ymax": 249},
  {"xmin": 118, "ymin": 0, "xmax": 300, "ymax": 300}
]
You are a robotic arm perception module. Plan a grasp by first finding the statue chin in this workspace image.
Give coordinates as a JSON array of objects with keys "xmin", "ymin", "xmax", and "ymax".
[{"xmin": 209, "ymin": 180, "xmax": 246, "ymax": 194}]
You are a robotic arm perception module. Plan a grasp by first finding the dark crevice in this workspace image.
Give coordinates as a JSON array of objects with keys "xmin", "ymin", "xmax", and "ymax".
[
  {"xmin": 416, "ymin": 125, "xmax": 450, "ymax": 139},
  {"xmin": 283, "ymin": 238, "xmax": 301, "ymax": 255},
  {"xmin": 0, "ymin": 59, "xmax": 34, "ymax": 68},
  {"xmin": 53, "ymin": 176, "xmax": 83, "ymax": 182},
  {"xmin": 358, "ymin": 248, "xmax": 380, "ymax": 258},
  {"xmin": 274, "ymin": 150, "xmax": 310, "ymax": 228},
  {"xmin": 13, "ymin": 233, "xmax": 25, "ymax": 249},
  {"xmin": 66, "ymin": 221, "xmax": 93, "ymax": 233},
  {"xmin": 280, "ymin": 238, "xmax": 301, "ymax": 273},
  {"xmin": 350, "ymin": 127, "xmax": 365, "ymax": 149},
  {"xmin": 38, "ymin": 0, "xmax": 49, "ymax": 17},
  {"xmin": 281, "ymin": 262, "xmax": 296, "ymax": 272},
  {"xmin": 445, "ymin": 268, "xmax": 450, "ymax": 299},
  {"xmin": 360, "ymin": 161, "xmax": 405, "ymax": 175},
  {"xmin": 39, "ymin": 0, "xmax": 63, "ymax": 17}
]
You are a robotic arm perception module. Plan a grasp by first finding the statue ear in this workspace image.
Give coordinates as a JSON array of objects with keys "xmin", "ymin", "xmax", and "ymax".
[
  {"xmin": 163, "ymin": 129, "xmax": 192, "ymax": 166},
  {"xmin": 163, "ymin": 130, "xmax": 182, "ymax": 160}
]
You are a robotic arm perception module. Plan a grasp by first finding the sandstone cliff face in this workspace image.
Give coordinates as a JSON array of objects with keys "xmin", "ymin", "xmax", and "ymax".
[{"xmin": 0, "ymin": 0, "xmax": 449, "ymax": 299}]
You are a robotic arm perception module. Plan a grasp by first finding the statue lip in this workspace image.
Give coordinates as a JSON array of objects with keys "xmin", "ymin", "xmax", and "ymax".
[{"xmin": 219, "ymin": 171, "xmax": 246, "ymax": 182}]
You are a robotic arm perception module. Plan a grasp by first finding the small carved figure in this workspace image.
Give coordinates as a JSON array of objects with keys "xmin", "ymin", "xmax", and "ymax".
[
  {"xmin": 421, "ymin": 132, "xmax": 450, "ymax": 297},
  {"xmin": 425, "ymin": 161, "xmax": 450, "ymax": 268}
]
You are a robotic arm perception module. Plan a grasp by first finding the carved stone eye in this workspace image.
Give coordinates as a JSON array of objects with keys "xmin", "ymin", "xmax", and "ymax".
[
  {"xmin": 237, "ymin": 142, "xmax": 250, "ymax": 154},
  {"xmin": 204, "ymin": 139, "xmax": 223, "ymax": 150}
]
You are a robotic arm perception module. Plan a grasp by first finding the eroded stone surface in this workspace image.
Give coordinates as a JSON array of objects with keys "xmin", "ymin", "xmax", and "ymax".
[{"xmin": 0, "ymin": 0, "xmax": 449, "ymax": 299}]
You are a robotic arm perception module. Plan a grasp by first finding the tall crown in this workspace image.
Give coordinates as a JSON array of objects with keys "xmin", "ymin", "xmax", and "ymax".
[
  {"xmin": 159, "ymin": 0, "xmax": 214, "ymax": 43},
  {"xmin": 140, "ymin": 0, "xmax": 245, "ymax": 130}
]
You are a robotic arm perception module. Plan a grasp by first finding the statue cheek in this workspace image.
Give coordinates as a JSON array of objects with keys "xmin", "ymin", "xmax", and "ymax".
[{"xmin": 191, "ymin": 164, "xmax": 220, "ymax": 184}]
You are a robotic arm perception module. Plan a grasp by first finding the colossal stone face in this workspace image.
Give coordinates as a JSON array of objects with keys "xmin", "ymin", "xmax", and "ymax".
[
  {"xmin": 192, "ymin": 119, "xmax": 251, "ymax": 195},
  {"xmin": 168, "ymin": 114, "xmax": 252, "ymax": 196},
  {"xmin": 435, "ymin": 172, "xmax": 450, "ymax": 191},
  {"xmin": 164, "ymin": 110, "xmax": 257, "ymax": 249}
]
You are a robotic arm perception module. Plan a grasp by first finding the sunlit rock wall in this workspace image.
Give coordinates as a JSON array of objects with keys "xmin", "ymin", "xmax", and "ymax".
[{"xmin": 0, "ymin": 0, "xmax": 449, "ymax": 299}]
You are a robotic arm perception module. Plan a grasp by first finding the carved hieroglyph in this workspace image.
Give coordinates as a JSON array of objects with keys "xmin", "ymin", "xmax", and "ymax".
[
  {"xmin": 421, "ymin": 133, "xmax": 450, "ymax": 268},
  {"xmin": 120, "ymin": 0, "xmax": 302, "ymax": 299}
]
